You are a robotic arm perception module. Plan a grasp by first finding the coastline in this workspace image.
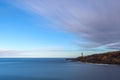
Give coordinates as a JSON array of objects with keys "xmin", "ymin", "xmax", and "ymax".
[
  {"xmin": 67, "ymin": 51, "xmax": 120, "ymax": 65},
  {"xmin": 67, "ymin": 59, "xmax": 120, "ymax": 66}
]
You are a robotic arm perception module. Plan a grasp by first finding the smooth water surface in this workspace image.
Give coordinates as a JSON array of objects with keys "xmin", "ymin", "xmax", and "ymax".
[{"xmin": 0, "ymin": 58, "xmax": 119, "ymax": 80}]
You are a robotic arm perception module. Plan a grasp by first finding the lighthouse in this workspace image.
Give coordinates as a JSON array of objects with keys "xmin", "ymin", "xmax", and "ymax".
[{"xmin": 81, "ymin": 52, "xmax": 83, "ymax": 57}]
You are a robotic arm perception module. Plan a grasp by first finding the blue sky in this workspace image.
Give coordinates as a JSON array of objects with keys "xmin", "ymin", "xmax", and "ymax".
[
  {"xmin": 0, "ymin": 0, "xmax": 119, "ymax": 57},
  {"xmin": 0, "ymin": 0, "xmax": 81, "ymax": 57}
]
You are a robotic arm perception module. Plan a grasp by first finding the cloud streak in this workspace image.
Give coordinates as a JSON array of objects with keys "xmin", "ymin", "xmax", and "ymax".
[{"xmin": 5, "ymin": 0, "xmax": 120, "ymax": 50}]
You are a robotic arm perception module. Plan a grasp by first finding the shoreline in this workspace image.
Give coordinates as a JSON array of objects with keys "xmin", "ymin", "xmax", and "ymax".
[
  {"xmin": 67, "ymin": 59, "xmax": 120, "ymax": 66},
  {"xmin": 67, "ymin": 51, "xmax": 120, "ymax": 65}
]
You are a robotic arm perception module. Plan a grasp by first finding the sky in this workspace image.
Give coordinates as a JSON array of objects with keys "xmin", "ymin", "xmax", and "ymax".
[{"xmin": 0, "ymin": 0, "xmax": 120, "ymax": 58}]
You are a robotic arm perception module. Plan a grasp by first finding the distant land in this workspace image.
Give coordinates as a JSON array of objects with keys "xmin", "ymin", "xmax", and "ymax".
[{"xmin": 68, "ymin": 51, "xmax": 120, "ymax": 65}]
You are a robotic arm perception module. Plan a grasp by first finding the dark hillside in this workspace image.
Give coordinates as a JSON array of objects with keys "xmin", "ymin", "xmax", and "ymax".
[{"xmin": 68, "ymin": 51, "xmax": 120, "ymax": 64}]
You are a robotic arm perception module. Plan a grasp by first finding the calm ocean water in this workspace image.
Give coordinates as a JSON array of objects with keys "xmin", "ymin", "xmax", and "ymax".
[{"xmin": 0, "ymin": 58, "xmax": 119, "ymax": 80}]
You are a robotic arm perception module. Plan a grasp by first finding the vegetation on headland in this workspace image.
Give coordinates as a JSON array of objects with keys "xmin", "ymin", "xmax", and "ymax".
[{"xmin": 68, "ymin": 51, "xmax": 120, "ymax": 64}]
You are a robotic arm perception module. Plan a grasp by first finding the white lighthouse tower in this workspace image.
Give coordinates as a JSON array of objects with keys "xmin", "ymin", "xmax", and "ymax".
[{"xmin": 81, "ymin": 52, "xmax": 83, "ymax": 57}]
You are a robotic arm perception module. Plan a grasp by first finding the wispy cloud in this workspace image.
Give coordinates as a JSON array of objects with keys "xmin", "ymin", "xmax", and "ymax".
[
  {"xmin": 0, "ymin": 48, "xmax": 79, "ymax": 58},
  {"xmin": 0, "ymin": 49, "xmax": 23, "ymax": 57},
  {"xmin": 0, "ymin": 49, "xmax": 22, "ymax": 54},
  {"xmin": 5, "ymin": 0, "xmax": 120, "ymax": 50}
]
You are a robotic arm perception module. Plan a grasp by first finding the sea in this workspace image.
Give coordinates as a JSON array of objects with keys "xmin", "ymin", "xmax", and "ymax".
[{"xmin": 0, "ymin": 58, "xmax": 119, "ymax": 80}]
